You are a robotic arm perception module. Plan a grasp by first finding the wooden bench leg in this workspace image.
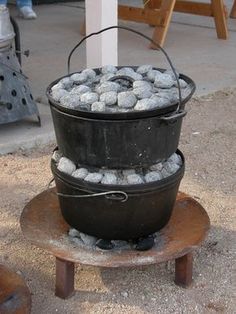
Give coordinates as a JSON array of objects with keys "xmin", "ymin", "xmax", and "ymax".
[
  {"xmin": 150, "ymin": 0, "xmax": 177, "ymax": 49},
  {"xmin": 174, "ymin": 252, "xmax": 193, "ymax": 287},
  {"xmin": 212, "ymin": 0, "xmax": 228, "ymax": 39},
  {"xmin": 144, "ymin": 0, "xmax": 158, "ymax": 26},
  {"xmin": 80, "ymin": 19, "xmax": 86, "ymax": 36},
  {"xmin": 55, "ymin": 257, "xmax": 75, "ymax": 299},
  {"xmin": 230, "ymin": 0, "xmax": 236, "ymax": 18}
]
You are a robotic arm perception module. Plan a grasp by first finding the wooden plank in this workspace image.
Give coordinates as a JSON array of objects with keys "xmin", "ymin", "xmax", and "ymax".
[
  {"xmin": 150, "ymin": 0, "xmax": 177, "ymax": 48},
  {"xmin": 118, "ymin": 6, "xmax": 166, "ymax": 26},
  {"xmin": 212, "ymin": 0, "xmax": 228, "ymax": 39},
  {"xmin": 143, "ymin": 0, "xmax": 159, "ymax": 26},
  {"xmin": 143, "ymin": 0, "xmax": 157, "ymax": 10},
  {"xmin": 230, "ymin": 0, "xmax": 236, "ymax": 18},
  {"xmin": 154, "ymin": 0, "xmax": 213, "ymax": 16}
]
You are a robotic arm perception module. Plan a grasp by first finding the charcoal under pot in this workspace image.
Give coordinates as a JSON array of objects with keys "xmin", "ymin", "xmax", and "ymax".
[{"xmin": 51, "ymin": 150, "xmax": 185, "ymax": 240}]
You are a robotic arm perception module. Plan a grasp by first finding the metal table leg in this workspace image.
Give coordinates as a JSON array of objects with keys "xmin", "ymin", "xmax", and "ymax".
[
  {"xmin": 55, "ymin": 257, "xmax": 75, "ymax": 299},
  {"xmin": 174, "ymin": 252, "xmax": 193, "ymax": 287}
]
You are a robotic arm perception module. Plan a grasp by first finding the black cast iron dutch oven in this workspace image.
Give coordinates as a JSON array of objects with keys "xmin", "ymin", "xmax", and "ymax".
[
  {"xmin": 51, "ymin": 150, "xmax": 185, "ymax": 240},
  {"xmin": 46, "ymin": 26, "xmax": 196, "ymax": 169}
]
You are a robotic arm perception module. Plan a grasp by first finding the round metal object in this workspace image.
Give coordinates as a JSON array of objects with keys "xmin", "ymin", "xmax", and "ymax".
[
  {"xmin": 0, "ymin": 6, "xmax": 15, "ymax": 48},
  {"xmin": 20, "ymin": 188, "xmax": 210, "ymax": 268},
  {"xmin": 51, "ymin": 151, "xmax": 184, "ymax": 240},
  {"xmin": 0, "ymin": 264, "xmax": 31, "ymax": 314}
]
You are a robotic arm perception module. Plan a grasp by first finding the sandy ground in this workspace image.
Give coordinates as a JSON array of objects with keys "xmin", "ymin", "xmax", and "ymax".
[{"xmin": 0, "ymin": 88, "xmax": 236, "ymax": 314}]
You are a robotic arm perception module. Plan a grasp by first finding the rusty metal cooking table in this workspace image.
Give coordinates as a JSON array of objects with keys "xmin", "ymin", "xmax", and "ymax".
[{"xmin": 20, "ymin": 188, "xmax": 210, "ymax": 299}]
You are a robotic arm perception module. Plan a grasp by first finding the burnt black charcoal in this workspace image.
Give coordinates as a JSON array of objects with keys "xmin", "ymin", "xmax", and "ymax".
[
  {"xmin": 96, "ymin": 239, "xmax": 114, "ymax": 250},
  {"xmin": 134, "ymin": 235, "xmax": 155, "ymax": 251}
]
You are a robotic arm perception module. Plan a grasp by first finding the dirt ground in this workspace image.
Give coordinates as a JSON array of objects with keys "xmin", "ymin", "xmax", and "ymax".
[{"xmin": 0, "ymin": 88, "xmax": 235, "ymax": 314}]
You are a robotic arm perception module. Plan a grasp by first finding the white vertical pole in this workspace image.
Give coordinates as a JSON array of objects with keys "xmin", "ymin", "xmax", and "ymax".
[{"xmin": 85, "ymin": 0, "xmax": 118, "ymax": 69}]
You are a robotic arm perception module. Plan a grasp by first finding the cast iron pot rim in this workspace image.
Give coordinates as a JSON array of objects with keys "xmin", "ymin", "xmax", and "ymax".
[
  {"xmin": 51, "ymin": 149, "xmax": 185, "ymax": 194},
  {"xmin": 46, "ymin": 67, "xmax": 196, "ymax": 121}
]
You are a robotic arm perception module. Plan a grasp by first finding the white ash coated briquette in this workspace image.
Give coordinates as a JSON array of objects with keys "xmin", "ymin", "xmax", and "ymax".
[
  {"xmin": 84, "ymin": 173, "xmax": 103, "ymax": 183},
  {"xmin": 161, "ymin": 168, "xmax": 171, "ymax": 178},
  {"xmin": 91, "ymin": 101, "xmax": 106, "ymax": 112},
  {"xmin": 149, "ymin": 162, "xmax": 163, "ymax": 172},
  {"xmin": 80, "ymin": 92, "xmax": 99, "ymax": 105},
  {"xmin": 174, "ymin": 79, "xmax": 188, "ymax": 88},
  {"xmin": 70, "ymin": 85, "xmax": 91, "ymax": 95},
  {"xmin": 134, "ymin": 98, "xmax": 157, "ymax": 111},
  {"xmin": 169, "ymin": 153, "xmax": 182, "ymax": 165},
  {"xmin": 82, "ymin": 68, "xmax": 96, "ymax": 80},
  {"xmin": 127, "ymin": 174, "xmax": 144, "ymax": 185},
  {"xmin": 72, "ymin": 168, "xmax": 89, "ymax": 179},
  {"xmin": 96, "ymin": 81, "xmax": 120, "ymax": 94},
  {"xmin": 101, "ymin": 64, "xmax": 117, "ymax": 74},
  {"xmin": 118, "ymin": 91, "xmax": 137, "ymax": 108},
  {"xmin": 136, "ymin": 64, "xmax": 153, "ymax": 75},
  {"xmin": 147, "ymin": 69, "xmax": 162, "ymax": 82},
  {"xmin": 51, "ymin": 89, "xmax": 68, "ymax": 102},
  {"xmin": 57, "ymin": 157, "xmax": 76, "ymax": 175},
  {"xmin": 52, "ymin": 150, "xmax": 62, "ymax": 163},
  {"xmin": 60, "ymin": 94, "xmax": 80, "ymax": 108},
  {"xmin": 68, "ymin": 228, "xmax": 80, "ymax": 238},
  {"xmin": 79, "ymin": 232, "xmax": 97, "ymax": 246},
  {"xmin": 55, "ymin": 152, "xmax": 182, "ymax": 185},
  {"xmin": 101, "ymin": 173, "xmax": 118, "ymax": 185},
  {"xmin": 163, "ymin": 161, "xmax": 180, "ymax": 175},
  {"xmin": 59, "ymin": 77, "xmax": 72, "ymax": 89},
  {"xmin": 122, "ymin": 169, "xmax": 136, "ymax": 176},
  {"xmin": 50, "ymin": 65, "xmax": 191, "ymax": 113},
  {"xmin": 133, "ymin": 80, "xmax": 152, "ymax": 90},
  {"xmin": 164, "ymin": 69, "xmax": 180, "ymax": 80},
  {"xmin": 154, "ymin": 74, "xmax": 175, "ymax": 89},
  {"xmin": 145, "ymin": 171, "xmax": 163, "ymax": 183},
  {"xmin": 100, "ymin": 91, "xmax": 117, "ymax": 106},
  {"xmin": 70, "ymin": 73, "xmax": 87, "ymax": 84},
  {"xmin": 133, "ymin": 87, "xmax": 153, "ymax": 99},
  {"xmin": 150, "ymin": 95, "xmax": 170, "ymax": 107},
  {"xmin": 100, "ymin": 73, "xmax": 114, "ymax": 83},
  {"xmin": 51, "ymin": 82, "xmax": 64, "ymax": 91}
]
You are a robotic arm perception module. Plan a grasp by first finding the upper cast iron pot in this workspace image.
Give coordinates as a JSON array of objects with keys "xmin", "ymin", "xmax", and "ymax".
[{"xmin": 47, "ymin": 67, "xmax": 195, "ymax": 169}]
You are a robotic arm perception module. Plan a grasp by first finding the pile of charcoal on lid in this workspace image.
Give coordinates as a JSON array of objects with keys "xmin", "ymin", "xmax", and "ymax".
[{"xmin": 50, "ymin": 65, "xmax": 191, "ymax": 113}]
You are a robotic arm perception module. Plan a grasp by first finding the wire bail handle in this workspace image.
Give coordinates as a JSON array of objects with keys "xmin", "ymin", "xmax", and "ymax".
[
  {"xmin": 57, "ymin": 190, "xmax": 128, "ymax": 203},
  {"xmin": 67, "ymin": 25, "xmax": 183, "ymax": 110}
]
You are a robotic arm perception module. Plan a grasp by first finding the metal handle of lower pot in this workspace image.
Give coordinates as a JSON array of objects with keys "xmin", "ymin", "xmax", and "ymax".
[
  {"xmin": 160, "ymin": 110, "xmax": 187, "ymax": 122},
  {"xmin": 67, "ymin": 25, "xmax": 183, "ymax": 111},
  {"xmin": 57, "ymin": 190, "xmax": 128, "ymax": 203}
]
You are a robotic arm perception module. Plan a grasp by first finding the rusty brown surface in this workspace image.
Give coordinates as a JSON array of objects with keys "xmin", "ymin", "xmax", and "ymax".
[
  {"xmin": 0, "ymin": 265, "xmax": 31, "ymax": 314},
  {"xmin": 55, "ymin": 258, "xmax": 75, "ymax": 299},
  {"xmin": 20, "ymin": 188, "xmax": 210, "ymax": 268},
  {"xmin": 175, "ymin": 252, "xmax": 193, "ymax": 288}
]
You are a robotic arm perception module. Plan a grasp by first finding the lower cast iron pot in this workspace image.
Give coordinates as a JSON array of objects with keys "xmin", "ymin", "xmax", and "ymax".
[{"xmin": 51, "ymin": 150, "xmax": 185, "ymax": 240}]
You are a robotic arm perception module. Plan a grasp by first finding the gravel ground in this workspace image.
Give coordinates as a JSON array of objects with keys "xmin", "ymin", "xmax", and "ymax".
[{"xmin": 0, "ymin": 88, "xmax": 235, "ymax": 314}]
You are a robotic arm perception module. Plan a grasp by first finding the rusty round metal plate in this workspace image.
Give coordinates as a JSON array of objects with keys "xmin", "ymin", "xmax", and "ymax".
[
  {"xmin": 0, "ymin": 264, "xmax": 31, "ymax": 314},
  {"xmin": 20, "ymin": 189, "xmax": 210, "ymax": 268}
]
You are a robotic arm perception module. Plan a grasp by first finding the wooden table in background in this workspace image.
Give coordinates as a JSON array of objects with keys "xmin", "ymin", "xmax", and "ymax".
[
  {"xmin": 230, "ymin": 0, "xmax": 236, "ymax": 18},
  {"xmin": 118, "ymin": 0, "xmax": 228, "ymax": 48}
]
